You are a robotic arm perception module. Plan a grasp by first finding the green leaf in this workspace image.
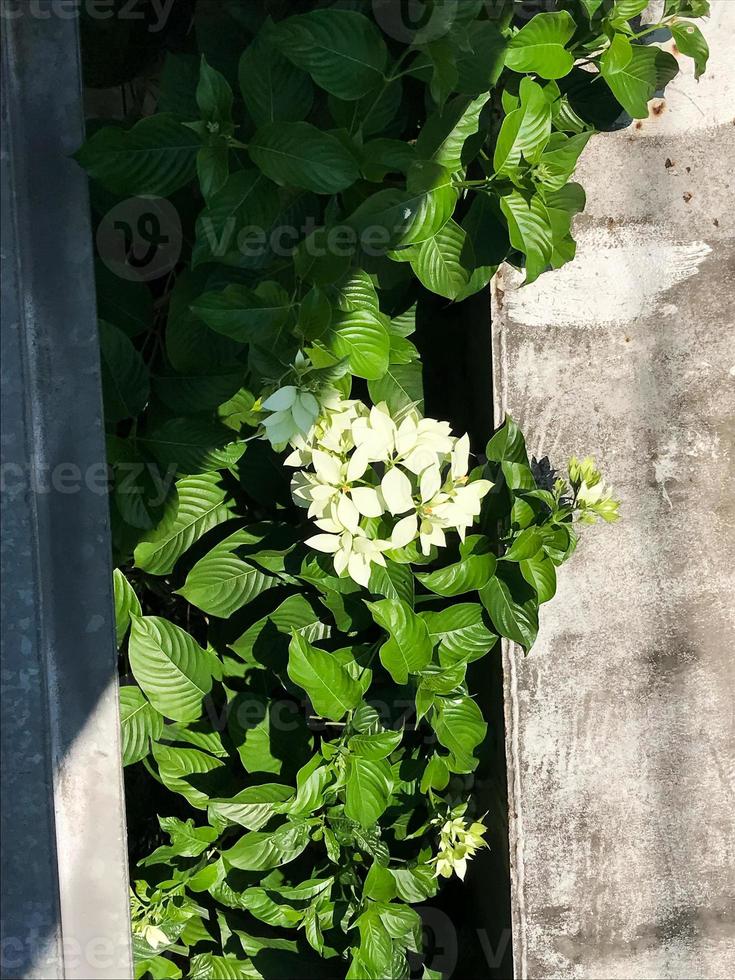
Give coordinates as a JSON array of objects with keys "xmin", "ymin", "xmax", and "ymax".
[
  {"xmin": 287, "ymin": 632, "xmax": 362, "ymax": 721},
  {"xmin": 209, "ymin": 784, "xmax": 294, "ymax": 832},
  {"xmin": 366, "ymin": 598, "xmax": 432, "ymax": 684},
  {"xmin": 75, "ymin": 114, "xmax": 200, "ymax": 197},
  {"xmin": 190, "ymin": 282, "xmax": 291, "ymax": 341},
  {"xmin": 505, "ymin": 11, "xmax": 576, "ymax": 80},
  {"xmin": 601, "ymin": 42, "xmax": 679, "ymax": 119},
  {"xmin": 355, "ymin": 906, "xmax": 394, "ymax": 975},
  {"xmin": 345, "ymin": 756, "xmax": 393, "ymax": 827},
  {"xmin": 493, "ymin": 77, "xmax": 551, "ymax": 174},
  {"xmin": 222, "ymin": 821, "xmax": 311, "ymax": 871},
  {"xmin": 142, "ymin": 816, "xmax": 219, "ymax": 865},
  {"xmin": 269, "ymin": 10, "xmax": 387, "ymax": 100},
  {"xmin": 486, "ymin": 415, "xmax": 529, "ymax": 464},
  {"xmin": 249, "ymin": 122, "xmax": 360, "ymax": 194},
  {"xmin": 134, "ymin": 473, "xmax": 233, "ymax": 576},
  {"xmin": 364, "ymin": 862, "xmax": 397, "ymax": 902},
  {"xmin": 368, "ymin": 559, "xmax": 415, "ymax": 606},
  {"xmin": 431, "ymin": 695, "xmax": 487, "ymax": 773},
  {"xmin": 368, "ymin": 363, "xmax": 424, "ymax": 415},
  {"xmin": 502, "ymin": 528, "xmax": 543, "ymax": 561},
  {"xmin": 480, "ymin": 566, "xmax": 540, "ymax": 650},
  {"xmin": 197, "ymin": 56, "xmax": 234, "ymax": 125},
  {"xmin": 390, "ymin": 865, "xmax": 437, "ymax": 903},
  {"xmin": 520, "ymin": 552, "xmax": 557, "ymax": 604},
  {"xmin": 137, "ymin": 417, "xmax": 245, "ymax": 476},
  {"xmin": 178, "ymin": 531, "xmax": 276, "ymax": 618},
  {"xmin": 406, "ymin": 219, "xmax": 476, "ymax": 301},
  {"xmin": 500, "ymin": 190, "xmax": 553, "ymax": 285},
  {"xmin": 239, "ymin": 33, "xmax": 313, "ymax": 125},
  {"xmin": 416, "ymin": 93, "xmax": 490, "ymax": 172},
  {"xmin": 454, "ymin": 21, "xmax": 507, "ymax": 94},
  {"xmin": 98, "ymin": 320, "xmax": 149, "ymax": 423},
  {"xmin": 128, "ymin": 615, "xmax": 213, "ymax": 723},
  {"xmin": 417, "ymin": 535, "xmax": 497, "ymax": 596},
  {"xmin": 322, "ymin": 309, "xmax": 391, "ymax": 381},
  {"xmin": 192, "ymin": 169, "xmax": 280, "ymax": 269},
  {"xmin": 152, "ymin": 744, "xmax": 225, "ymax": 809},
  {"xmin": 671, "ymin": 21, "xmax": 709, "ymax": 80},
  {"xmin": 421, "ymin": 603, "xmax": 497, "ymax": 665},
  {"xmin": 119, "ymin": 686, "xmax": 163, "ymax": 766},
  {"xmin": 113, "ymin": 568, "xmax": 141, "ymax": 647},
  {"xmin": 230, "ymin": 594, "xmax": 330, "ymax": 666},
  {"xmin": 349, "ymin": 730, "xmax": 403, "ymax": 761}
]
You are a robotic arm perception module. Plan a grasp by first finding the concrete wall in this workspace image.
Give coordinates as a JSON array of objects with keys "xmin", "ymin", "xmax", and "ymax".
[{"xmin": 493, "ymin": 5, "xmax": 735, "ymax": 978}]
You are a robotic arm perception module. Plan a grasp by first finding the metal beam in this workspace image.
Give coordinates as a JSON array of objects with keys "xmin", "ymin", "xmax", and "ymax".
[{"xmin": 1, "ymin": 3, "xmax": 132, "ymax": 977}]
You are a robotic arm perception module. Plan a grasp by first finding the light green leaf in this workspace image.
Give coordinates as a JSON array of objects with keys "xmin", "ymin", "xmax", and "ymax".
[
  {"xmin": 134, "ymin": 473, "xmax": 233, "ymax": 576},
  {"xmin": 99, "ymin": 320, "xmax": 149, "ymax": 423},
  {"xmin": 500, "ymin": 190, "xmax": 553, "ymax": 285},
  {"xmin": 322, "ymin": 309, "xmax": 390, "ymax": 381},
  {"xmin": 345, "ymin": 756, "xmax": 393, "ymax": 827},
  {"xmin": 249, "ymin": 122, "xmax": 359, "ymax": 194},
  {"xmin": 287, "ymin": 632, "xmax": 362, "ymax": 721},
  {"xmin": 486, "ymin": 415, "xmax": 529, "ymax": 464},
  {"xmin": 601, "ymin": 42, "xmax": 679, "ymax": 119},
  {"xmin": 368, "ymin": 363, "xmax": 424, "ymax": 415},
  {"xmin": 416, "ymin": 93, "xmax": 490, "ymax": 172},
  {"xmin": 480, "ymin": 567, "xmax": 540, "ymax": 649},
  {"xmin": 142, "ymin": 816, "xmax": 218, "ymax": 865},
  {"xmin": 119, "ymin": 686, "xmax": 163, "ymax": 766},
  {"xmin": 239, "ymin": 33, "xmax": 313, "ymax": 125},
  {"xmin": 128, "ymin": 615, "xmax": 213, "ymax": 723},
  {"xmin": 269, "ymin": 10, "xmax": 387, "ymax": 100},
  {"xmin": 178, "ymin": 531, "xmax": 276, "ymax": 618},
  {"xmin": 113, "ymin": 569, "xmax": 141, "ymax": 647},
  {"xmin": 502, "ymin": 528, "xmax": 543, "ymax": 561},
  {"xmin": 74, "ymin": 114, "xmax": 200, "ymax": 197},
  {"xmin": 209, "ymin": 784, "xmax": 294, "ymax": 832},
  {"xmin": 348, "ymin": 730, "xmax": 403, "ymax": 761},
  {"xmin": 505, "ymin": 11, "xmax": 576, "ymax": 80},
  {"xmin": 355, "ymin": 906, "xmax": 394, "ymax": 975},
  {"xmin": 671, "ymin": 21, "xmax": 709, "ymax": 80},
  {"xmin": 367, "ymin": 598, "xmax": 432, "ymax": 684},
  {"xmin": 406, "ymin": 219, "xmax": 475, "ymax": 301},
  {"xmin": 493, "ymin": 77, "xmax": 551, "ymax": 174},
  {"xmin": 364, "ymin": 862, "xmax": 397, "ymax": 901},
  {"xmin": 421, "ymin": 603, "xmax": 497, "ymax": 665},
  {"xmin": 417, "ymin": 535, "xmax": 497, "ymax": 596},
  {"xmin": 222, "ymin": 821, "xmax": 311, "ymax": 871},
  {"xmin": 431, "ymin": 695, "xmax": 487, "ymax": 773},
  {"xmin": 520, "ymin": 552, "xmax": 557, "ymax": 604},
  {"xmin": 152, "ymin": 744, "xmax": 226, "ymax": 809}
]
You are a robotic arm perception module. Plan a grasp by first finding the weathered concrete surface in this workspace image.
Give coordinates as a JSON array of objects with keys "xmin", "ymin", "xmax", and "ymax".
[
  {"xmin": 493, "ymin": 5, "xmax": 735, "ymax": 978},
  {"xmin": 1, "ymin": 6, "xmax": 132, "ymax": 979}
]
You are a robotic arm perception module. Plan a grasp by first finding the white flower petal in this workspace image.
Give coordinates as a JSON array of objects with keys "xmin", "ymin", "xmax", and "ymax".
[
  {"xmin": 312, "ymin": 449, "xmax": 343, "ymax": 486},
  {"xmin": 336, "ymin": 494, "xmax": 361, "ymax": 534},
  {"xmin": 391, "ymin": 513, "xmax": 418, "ymax": 549},
  {"xmin": 451, "ymin": 433, "xmax": 470, "ymax": 480},
  {"xmin": 351, "ymin": 486, "xmax": 384, "ymax": 518},
  {"xmin": 334, "ymin": 547, "xmax": 350, "ymax": 577},
  {"xmin": 381, "ymin": 467, "xmax": 414, "ymax": 515},
  {"xmin": 346, "ymin": 446, "xmax": 370, "ymax": 482},
  {"xmin": 419, "ymin": 464, "xmax": 442, "ymax": 503},
  {"xmin": 348, "ymin": 553, "xmax": 372, "ymax": 587},
  {"xmin": 262, "ymin": 386, "xmax": 298, "ymax": 411},
  {"xmin": 305, "ymin": 533, "xmax": 340, "ymax": 554}
]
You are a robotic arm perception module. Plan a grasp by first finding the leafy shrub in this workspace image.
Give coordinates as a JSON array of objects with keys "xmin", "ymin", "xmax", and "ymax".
[{"xmin": 78, "ymin": 1, "xmax": 707, "ymax": 976}]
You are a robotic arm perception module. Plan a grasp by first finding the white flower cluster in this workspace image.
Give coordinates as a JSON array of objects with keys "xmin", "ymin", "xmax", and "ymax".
[
  {"xmin": 273, "ymin": 391, "xmax": 492, "ymax": 587},
  {"xmin": 432, "ymin": 815, "xmax": 488, "ymax": 880}
]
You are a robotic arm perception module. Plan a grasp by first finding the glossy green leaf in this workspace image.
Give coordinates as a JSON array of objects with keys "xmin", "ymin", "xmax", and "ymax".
[
  {"xmin": 417, "ymin": 535, "xmax": 497, "ymax": 596},
  {"xmin": 113, "ymin": 568, "xmax": 141, "ymax": 647},
  {"xmin": 480, "ymin": 567, "xmax": 540, "ymax": 650},
  {"xmin": 209, "ymin": 784, "xmax": 294, "ymax": 832},
  {"xmin": 128, "ymin": 615, "xmax": 213, "ymax": 723},
  {"xmin": 134, "ymin": 473, "xmax": 233, "ymax": 576},
  {"xmin": 239, "ymin": 33, "xmax": 313, "ymax": 125},
  {"xmin": 222, "ymin": 820, "xmax": 311, "ymax": 871},
  {"xmin": 493, "ymin": 77, "xmax": 551, "ymax": 174},
  {"xmin": 431, "ymin": 695, "xmax": 487, "ymax": 773},
  {"xmin": 178, "ymin": 531, "xmax": 276, "ymax": 618},
  {"xmin": 416, "ymin": 93, "xmax": 489, "ymax": 172},
  {"xmin": 421, "ymin": 603, "xmax": 497, "ymax": 665},
  {"xmin": 520, "ymin": 552, "xmax": 558, "ymax": 604},
  {"xmin": 671, "ymin": 21, "xmax": 709, "ymax": 80},
  {"xmin": 75, "ymin": 114, "xmax": 200, "ymax": 196},
  {"xmin": 287, "ymin": 632, "xmax": 362, "ymax": 721},
  {"xmin": 249, "ymin": 122, "xmax": 360, "ymax": 194},
  {"xmin": 137, "ymin": 417, "xmax": 245, "ymax": 476},
  {"xmin": 366, "ymin": 598, "xmax": 432, "ymax": 684},
  {"xmin": 601, "ymin": 42, "xmax": 679, "ymax": 119},
  {"xmin": 505, "ymin": 11, "xmax": 576, "ymax": 80},
  {"xmin": 269, "ymin": 10, "xmax": 387, "ymax": 100},
  {"xmin": 345, "ymin": 756, "xmax": 393, "ymax": 827},
  {"xmin": 119, "ymin": 686, "xmax": 163, "ymax": 766}
]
